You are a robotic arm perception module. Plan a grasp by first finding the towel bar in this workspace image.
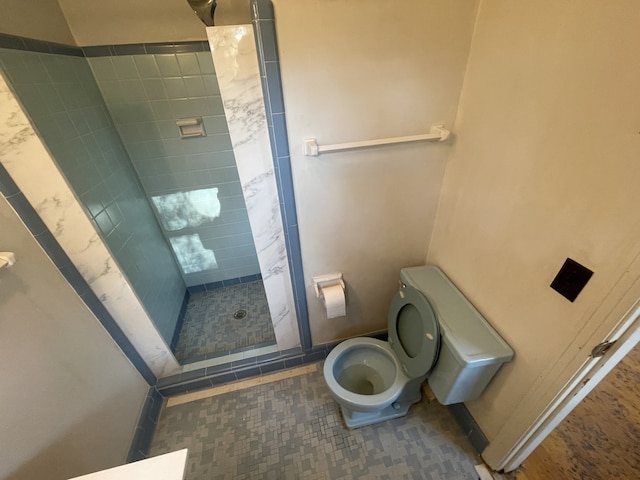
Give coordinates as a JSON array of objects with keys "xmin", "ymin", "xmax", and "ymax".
[{"xmin": 303, "ymin": 124, "xmax": 450, "ymax": 156}]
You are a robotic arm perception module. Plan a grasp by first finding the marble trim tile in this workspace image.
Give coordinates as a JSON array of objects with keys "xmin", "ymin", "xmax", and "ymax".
[{"xmin": 207, "ymin": 25, "xmax": 300, "ymax": 351}]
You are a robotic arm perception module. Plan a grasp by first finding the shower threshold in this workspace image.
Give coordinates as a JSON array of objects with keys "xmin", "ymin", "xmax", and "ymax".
[{"xmin": 180, "ymin": 342, "xmax": 279, "ymax": 373}]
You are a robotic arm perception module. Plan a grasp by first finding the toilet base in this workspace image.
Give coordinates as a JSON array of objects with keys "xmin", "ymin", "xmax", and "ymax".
[{"xmin": 338, "ymin": 378, "xmax": 424, "ymax": 429}]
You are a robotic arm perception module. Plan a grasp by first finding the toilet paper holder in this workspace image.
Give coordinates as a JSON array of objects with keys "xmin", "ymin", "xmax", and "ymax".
[{"xmin": 312, "ymin": 273, "xmax": 345, "ymax": 298}]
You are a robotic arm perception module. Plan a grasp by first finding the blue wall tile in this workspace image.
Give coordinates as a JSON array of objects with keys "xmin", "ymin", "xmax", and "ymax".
[
  {"xmin": 235, "ymin": 366, "xmax": 261, "ymax": 380},
  {"xmin": 255, "ymin": 20, "xmax": 278, "ymax": 62},
  {"xmin": 4, "ymin": 192, "xmax": 48, "ymax": 235},
  {"xmin": 264, "ymin": 62, "xmax": 284, "ymax": 114},
  {"xmin": 259, "ymin": 360, "xmax": 286, "ymax": 374},
  {"xmin": 90, "ymin": 50, "xmax": 260, "ymax": 287},
  {"xmin": 272, "ymin": 113, "xmax": 290, "ymax": 157},
  {"xmin": 0, "ymin": 47, "xmax": 186, "ymax": 346},
  {"xmin": 251, "ymin": 0, "xmax": 275, "ymax": 20}
]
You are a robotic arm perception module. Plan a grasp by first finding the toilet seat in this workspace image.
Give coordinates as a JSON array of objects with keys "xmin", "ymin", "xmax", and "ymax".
[{"xmin": 388, "ymin": 286, "xmax": 440, "ymax": 378}]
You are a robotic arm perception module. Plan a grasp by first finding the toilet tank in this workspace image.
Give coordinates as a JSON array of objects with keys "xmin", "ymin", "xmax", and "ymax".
[{"xmin": 400, "ymin": 265, "xmax": 514, "ymax": 405}]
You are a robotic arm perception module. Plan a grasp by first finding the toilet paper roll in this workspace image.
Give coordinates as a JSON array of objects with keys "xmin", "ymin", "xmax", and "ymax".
[{"xmin": 321, "ymin": 284, "xmax": 346, "ymax": 318}]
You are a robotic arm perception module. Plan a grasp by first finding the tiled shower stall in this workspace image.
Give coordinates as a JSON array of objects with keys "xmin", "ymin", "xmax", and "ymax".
[
  {"xmin": 0, "ymin": 0, "xmax": 312, "ymax": 383},
  {"xmin": 0, "ymin": 41, "xmax": 264, "ymax": 349}
]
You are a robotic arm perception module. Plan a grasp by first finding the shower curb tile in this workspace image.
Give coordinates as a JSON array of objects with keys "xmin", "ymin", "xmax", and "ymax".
[
  {"xmin": 259, "ymin": 360, "xmax": 285, "ymax": 374},
  {"xmin": 209, "ymin": 372, "xmax": 238, "ymax": 386},
  {"xmin": 283, "ymin": 356, "xmax": 305, "ymax": 368},
  {"xmin": 256, "ymin": 351, "xmax": 281, "ymax": 362},
  {"xmin": 155, "ymin": 349, "xmax": 331, "ymax": 399},
  {"xmin": 184, "ymin": 378, "xmax": 214, "ymax": 393},
  {"xmin": 303, "ymin": 351, "xmax": 326, "ymax": 364},
  {"xmin": 280, "ymin": 347, "xmax": 303, "ymax": 357},
  {"xmin": 157, "ymin": 374, "xmax": 182, "ymax": 389},
  {"xmin": 231, "ymin": 357, "xmax": 257, "ymax": 368},
  {"xmin": 179, "ymin": 368, "xmax": 208, "ymax": 383},
  {"xmin": 205, "ymin": 363, "xmax": 233, "ymax": 376},
  {"xmin": 156, "ymin": 384, "xmax": 193, "ymax": 397},
  {"xmin": 235, "ymin": 366, "xmax": 262, "ymax": 380}
]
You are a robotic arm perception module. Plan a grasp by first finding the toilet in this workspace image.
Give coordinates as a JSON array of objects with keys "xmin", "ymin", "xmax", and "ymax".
[{"xmin": 323, "ymin": 265, "xmax": 514, "ymax": 429}]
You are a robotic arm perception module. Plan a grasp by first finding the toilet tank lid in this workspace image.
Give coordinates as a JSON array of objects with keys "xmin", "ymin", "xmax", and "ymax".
[{"xmin": 400, "ymin": 265, "xmax": 514, "ymax": 367}]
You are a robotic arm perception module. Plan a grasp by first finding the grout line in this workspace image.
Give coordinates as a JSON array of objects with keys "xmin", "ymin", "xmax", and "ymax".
[{"xmin": 166, "ymin": 363, "xmax": 318, "ymax": 407}]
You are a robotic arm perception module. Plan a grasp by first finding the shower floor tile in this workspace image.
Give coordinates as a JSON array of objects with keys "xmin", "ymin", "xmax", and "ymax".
[
  {"xmin": 174, "ymin": 281, "xmax": 276, "ymax": 363},
  {"xmin": 149, "ymin": 364, "xmax": 480, "ymax": 479}
]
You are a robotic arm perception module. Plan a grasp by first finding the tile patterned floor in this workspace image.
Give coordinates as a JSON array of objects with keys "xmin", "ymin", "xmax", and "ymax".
[
  {"xmin": 150, "ymin": 365, "xmax": 480, "ymax": 479},
  {"xmin": 175, "ymin": 281, "xmax": 276, "ymax": 363}
]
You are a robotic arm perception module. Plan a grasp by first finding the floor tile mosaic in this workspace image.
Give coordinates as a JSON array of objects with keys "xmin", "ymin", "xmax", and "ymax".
[
  {"xmin": 150, "ymin": 364, "xmax": 480, "ymax": 479},
  {"xmin": 175, "ymin": 281, "xmax": 276, "ymax": 363}
]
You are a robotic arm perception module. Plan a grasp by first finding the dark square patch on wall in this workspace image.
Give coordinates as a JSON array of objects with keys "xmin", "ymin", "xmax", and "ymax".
[{"xmin": 550, "ymin": 258, "xmax": 594, "ymax": 302}]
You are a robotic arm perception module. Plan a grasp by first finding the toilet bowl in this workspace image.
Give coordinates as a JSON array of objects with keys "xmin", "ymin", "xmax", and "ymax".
[
  {"xmin": 325, "ymin": 337, "xmax": 406, "ymax": 412},
  {"xmin": 323, "ymin": 265, "xmax": 515, "ymax": 429}
]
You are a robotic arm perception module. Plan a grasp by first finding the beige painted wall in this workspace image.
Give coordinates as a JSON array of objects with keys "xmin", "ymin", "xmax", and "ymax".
[
  {"xmin": 275, "ymin": 0, "xmax": 478, "ymax": 344},
  {"xmin": 0, "ymin": 0, "xmax": 208, "ymax": 46},
  {"xmin": 428, "ymin": 0, "xmax": 640, "ymax": 450},
  {"xmin": 0, "ymin": 196, "xmax": 148, "ymax": 479},
  {"xmin": 57, "ymin": 0, "xmax": 207, "ymax": 45},
  {"xmin": 0, "ymin": 0, "xmax": 76, "ymax": 44}
]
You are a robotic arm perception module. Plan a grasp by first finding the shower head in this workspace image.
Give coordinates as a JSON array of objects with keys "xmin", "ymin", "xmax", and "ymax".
[{"xmin": 187, "ymin": 0, "xmax": 217, "ymax": 26}]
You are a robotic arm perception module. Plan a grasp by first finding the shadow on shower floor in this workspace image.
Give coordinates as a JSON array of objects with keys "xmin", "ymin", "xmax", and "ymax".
[{"xmin": 174, "ymin": 281, "xmax": 276, "ymax": 364}]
